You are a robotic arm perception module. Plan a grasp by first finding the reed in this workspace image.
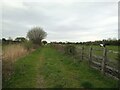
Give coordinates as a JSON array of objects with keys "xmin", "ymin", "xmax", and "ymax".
[{"xmin": 2, "ymin": 44, "xmax": 28, "ymax": 81}]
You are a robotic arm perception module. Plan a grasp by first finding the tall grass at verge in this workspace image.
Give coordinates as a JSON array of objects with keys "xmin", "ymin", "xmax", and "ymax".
[
  {"xmin": 2, "ymin": 44, "xmax": 28, "ymax": 82},
  {"xmin": 3, "ymin": 44, "xmax": 28, "ymax": 61}
]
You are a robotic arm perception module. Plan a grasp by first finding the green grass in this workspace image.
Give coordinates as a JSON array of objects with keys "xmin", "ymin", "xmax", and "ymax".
[
  {"xmin": 76, "ymin": 45, "xmax": 118, "ymax": 62},
  {"xmin": 3, "ymin": 46, "xmax": 118, "ymax": 88},
  {"xmin": 3, "ymin": 48, "xmax": 42, "ymax": 88}
]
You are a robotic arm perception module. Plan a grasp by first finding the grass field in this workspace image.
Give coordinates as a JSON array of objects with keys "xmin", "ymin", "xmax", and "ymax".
[
  {"xmin": 76, "ymin": 45, "xmax": 118, "ymax": 62},
  {"xmin": 3, "ymin": 46, "xmax": 118, "ymax": 88}
]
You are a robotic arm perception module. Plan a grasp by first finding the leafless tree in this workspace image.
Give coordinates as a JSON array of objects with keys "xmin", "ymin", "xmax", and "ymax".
[{"xmin": 27, "ymin": 27, "xmax": 47, "ymax": 45}]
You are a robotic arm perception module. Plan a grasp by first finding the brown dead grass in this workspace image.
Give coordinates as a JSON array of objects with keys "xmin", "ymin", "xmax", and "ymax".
[
  {"xmin": 2, "ymin": 44, "xmax": 28, "ymax": 81},
  {"xmin": 3, "ymin": 44, "xmax": 28, "ymax": 62}
]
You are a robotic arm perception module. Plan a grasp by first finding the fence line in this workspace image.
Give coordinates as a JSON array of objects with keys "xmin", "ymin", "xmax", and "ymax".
[
  {"xmin": 52, "ymin": 44, "xmax": 119, "ymax": 80},
  {"xmin": 78, "ymin": 46, "xmax": 119, "ymax": 80}
]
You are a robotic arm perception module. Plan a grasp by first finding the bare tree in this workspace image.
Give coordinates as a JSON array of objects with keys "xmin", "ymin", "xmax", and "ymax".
[{"xmin": 27, "ymin": 27, "xmax": 47, "ymax": 45}]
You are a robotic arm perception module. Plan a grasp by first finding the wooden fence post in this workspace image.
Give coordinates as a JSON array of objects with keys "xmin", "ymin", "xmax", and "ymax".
[
  {"xmin": 89, "ymin": 46, "xmax": 92, "ymax": 66},
  {"xmin": 81, "ymin": 46, "xmax": 84, "ymax": 60},
  {"xmin": 101, "ymin": 47, "xmax": 107, "ymax": 74}
]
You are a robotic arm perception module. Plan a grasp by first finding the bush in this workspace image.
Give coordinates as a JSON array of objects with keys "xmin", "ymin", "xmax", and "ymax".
[
  {"xmin": 23, "ymin": 41, "xmax": 33, "ymax": 51},
  {"xmin": 23, "ymin": 40, "xmax": 41, "ymax": 50},
  {"xmin": 42, "ymin": 40, "xmax": 47, "ymax": 45},
  {"xmin": 64, "ymin": 45, "xmax": 76, "ymax": 55},
  {"xmin": 32, "ymin": 44, "xmax": 40, "ymax": 49}
]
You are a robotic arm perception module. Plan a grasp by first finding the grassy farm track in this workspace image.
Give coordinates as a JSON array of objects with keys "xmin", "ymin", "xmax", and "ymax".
[{"xmin": 3, "ymin": 46, "xmax": 118, "ymax": 88}]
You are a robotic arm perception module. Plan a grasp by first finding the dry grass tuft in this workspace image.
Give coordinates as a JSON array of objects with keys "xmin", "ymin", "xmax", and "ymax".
[
  {"xmin": 3, "ymin": 44, "xmax": 27, "ymax": 62},
  {"xmin": 2, "ymin": 44, "xmax": 28, "ymax": 81}
]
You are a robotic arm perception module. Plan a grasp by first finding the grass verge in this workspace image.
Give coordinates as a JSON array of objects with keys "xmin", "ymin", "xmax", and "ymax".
[{"xmin": 3, "ymin": 46, "xmax": 118, "ymax": 88}]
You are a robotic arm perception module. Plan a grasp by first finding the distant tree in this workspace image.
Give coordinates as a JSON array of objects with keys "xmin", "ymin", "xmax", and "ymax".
[
  {"xmin": 58, "ymin": 42, "xmax": 62, "ymax": 44},
  {"xmin": 42, "ymin": 40, "xmax": 47, "ymax": 45},
  {"xmin": 15, "ymin": 37, "xmax": 26, "ymax": 42},
  {"xmin": 2, "ymin": 38, "xmax": 6, "ymax": 44},
  {"xmin": 2, "ymin": 38, "xmax": 6, "ymax": 42},
  {"xmin": 27, "ymin": 27, "xmax": 47, "ymax": 45}
]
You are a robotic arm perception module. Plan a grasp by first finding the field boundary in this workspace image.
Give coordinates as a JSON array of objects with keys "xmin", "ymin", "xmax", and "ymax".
[
  {"xmin": 79, "ymin": 46, "xmax": 119, "ymax": 80},
  {"xmin": 52, "ymin": 44, "xmax": 119, "ymax": 80}
]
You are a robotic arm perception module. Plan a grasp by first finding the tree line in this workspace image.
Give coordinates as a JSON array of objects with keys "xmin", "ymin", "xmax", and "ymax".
[
  {"xmin": 50, "ymin": 38, "xmax": 120, "ymax": 46},
  {"xmin": 2, "ymin": 37, "xmax": 119, "ymax": 46},
  {"xmin": 1, "ymin": 26, "xmax": 119, "ymax": 46}
]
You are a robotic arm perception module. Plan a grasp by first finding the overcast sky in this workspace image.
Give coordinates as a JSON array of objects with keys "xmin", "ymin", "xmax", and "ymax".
[{"xmin": 1, "ymin": 0, "xmax": 119, "ymax": 42}]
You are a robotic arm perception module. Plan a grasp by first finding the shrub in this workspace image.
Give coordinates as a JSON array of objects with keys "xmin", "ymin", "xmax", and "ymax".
[
  {"xmin": 64, "ymin": 45, "xmax": 76, "ymax": 55},
  {"xmin": 23, "ymin": 41, "xmax": 33, "ymax": 51},
  {"xmin": 42, "ymin": 40, "xmax": 47, "ymax": 45}
]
